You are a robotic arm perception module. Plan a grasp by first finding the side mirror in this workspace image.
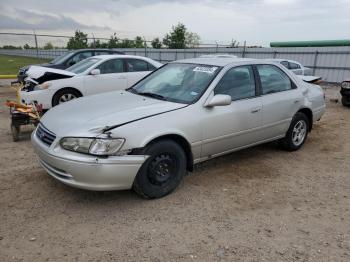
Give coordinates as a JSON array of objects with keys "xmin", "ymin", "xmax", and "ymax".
[
  {"xmin": 90, "ymin": 69, "xmax": 100, "ymax": 75},
  {"xmin": 205, "ymin": 94, "xmax": 231, "ymax": 107}
]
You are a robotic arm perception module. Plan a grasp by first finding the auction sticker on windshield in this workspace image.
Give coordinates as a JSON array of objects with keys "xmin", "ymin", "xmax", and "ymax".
[{"xmin": 193, "ymin": 66, "xmax": 218, "ymax": 74}]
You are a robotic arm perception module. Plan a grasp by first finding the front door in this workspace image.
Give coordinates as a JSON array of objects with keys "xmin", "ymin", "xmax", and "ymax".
[
  {"xmin": 83, "ymin": 58, "xmax": 127, "ymax": 96},
  {"xmin": 201, "ymin": 65, "xmax": 263, "ymax": 158}
]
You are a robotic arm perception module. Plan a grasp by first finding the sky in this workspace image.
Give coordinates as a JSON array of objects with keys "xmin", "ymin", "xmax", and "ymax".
[{"xmin": 0, "ymin": 0, "xmax": 350, "ymax": 47}]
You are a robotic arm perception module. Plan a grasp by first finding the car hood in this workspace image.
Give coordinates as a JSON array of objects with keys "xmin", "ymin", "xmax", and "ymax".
[
  {"xmin": 40, "ymin": 91, "xmax": 187, "ymax": 137},
  {"xmin": 25, "ymin": 66, "xmax": 76, "ymax": 84}
]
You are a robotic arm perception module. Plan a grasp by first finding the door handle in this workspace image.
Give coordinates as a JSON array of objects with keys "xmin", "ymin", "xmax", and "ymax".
[
  {"xmin": 118, "ymin": 76, "xmax": 126, "ymax": 79},
  {"xmin": 294, "ymin": 100, "xmax": 300, "ymax": 104},
  {"xmin": 251, "ymin": 107, "xmax": 261, "ymax": 113}
]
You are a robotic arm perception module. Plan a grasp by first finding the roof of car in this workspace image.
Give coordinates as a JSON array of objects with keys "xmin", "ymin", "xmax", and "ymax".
[
  {"xmin": 70, "ymin": 49, "xmax": 122, "ymax": 52},
  {"xmin": 267, "ymin": 58, "xmax": 300, "ymax": 64},
  {"xmin": 91, "ymin": 54, "xmax": 153, "ymax": 60},
  {"xmin": 173, "ymin": 57, "xmax": 257, "ymax": 67}
]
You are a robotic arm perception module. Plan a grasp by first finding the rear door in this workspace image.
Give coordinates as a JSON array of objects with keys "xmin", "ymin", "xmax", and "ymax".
[
  {"xmin": 83, "ymin": 58, "xmax": 127, "ymax": 95},
  {"xmin": 256, "ymin": 64, "xmax": 302, "ymax": 139},
  {"xmin": 201, "ymin": 65, "xmax": 263, "ymax": 157},
  {"xmin": 125, "ymin": 59, "xmax": 154, "ymax": 87}
]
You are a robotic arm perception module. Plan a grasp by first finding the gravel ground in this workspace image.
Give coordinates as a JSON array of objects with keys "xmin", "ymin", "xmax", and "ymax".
[{"xmin": 0, "ymin": 82, "xmax": 349, "ymax": 262}]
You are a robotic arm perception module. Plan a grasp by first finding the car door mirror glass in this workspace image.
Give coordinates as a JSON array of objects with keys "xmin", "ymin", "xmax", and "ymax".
[
  {"xmin": 90, "ymin": 69, "xmax": 100, "ymax": 75},
  {"xmin": 205, "ymin": 94, "xmax": 231, "ymax": 107}
]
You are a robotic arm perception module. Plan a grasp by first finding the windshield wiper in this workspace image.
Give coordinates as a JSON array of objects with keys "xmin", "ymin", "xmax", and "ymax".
[{"xmin": 136, "ymin": 92, "xmax": 168, "ymax": 101}]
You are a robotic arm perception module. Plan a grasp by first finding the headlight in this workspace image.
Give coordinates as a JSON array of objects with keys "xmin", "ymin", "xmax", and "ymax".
[
  {"xmin": 35, "ymin": 81, "xmax": 52, "ymax": 90},
  {"xmin": 341, "ymin": 81, "xmax": 350, "ymax": 89},
  {"xmin": 60, "ymin": 137, "xmax": 125, "ymax": 156}
]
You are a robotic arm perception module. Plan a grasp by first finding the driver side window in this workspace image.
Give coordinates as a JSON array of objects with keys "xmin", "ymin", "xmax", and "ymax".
[
  {"xmin": 214, "ymin": 66, "xmax": 256, "ymax": 101},
  {"xmin": 97, "ymin": 59, "xmax": 124, "ymax": 74},
  {"xmin": 67, "ymin": 51, "xmax": 93, "ymax": 66}
]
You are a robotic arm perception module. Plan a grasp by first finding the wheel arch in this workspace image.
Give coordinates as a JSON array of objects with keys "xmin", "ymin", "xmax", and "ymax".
[
  {"xmin": 142, "ymin": 134, "xmax": 194, "ymax": 172},
  {"xmin": 297, "ymin": 107, "xmax": 313, "ymax": 131},
  {"xmin": 51, "ymin": 87, "xmax": 83, "ymax": 106}
]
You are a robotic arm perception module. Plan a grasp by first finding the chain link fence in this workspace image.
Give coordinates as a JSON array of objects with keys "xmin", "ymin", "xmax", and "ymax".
[{"xmin": 1, "ymin": 32, "xmax": 350, "ymax": 82}]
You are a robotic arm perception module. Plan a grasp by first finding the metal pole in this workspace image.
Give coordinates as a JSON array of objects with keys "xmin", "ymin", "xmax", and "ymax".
[
  {"xmin": 92, "ymin": 34, "xmax": 96, "ymax": 49},
  {"xmin": 216, "ymin": 41, "xmax": 218, "ymax": 53},
  {"xmin": 33, "ymin": 30, "xmax": 39, "ymax": 58},
  {"xmin": 273, "ymin": 51, "xmax": 278, "ymax": 58},
  {"xmin": 144, "ymin": 38, "xmax": 147, "ymax": 57},
  {"xmin": 242, "ymin": 40, "xmax": 246, "ymax": 58},
  {"xmin": 312, "ymin": 51, "xmax": 319, "ymax": 75}
]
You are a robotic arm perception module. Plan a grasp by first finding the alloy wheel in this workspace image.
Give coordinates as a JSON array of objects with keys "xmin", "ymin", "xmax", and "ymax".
[{"xmin": 292, "ymin": 120, "xmax": 307, "ymax": 146}]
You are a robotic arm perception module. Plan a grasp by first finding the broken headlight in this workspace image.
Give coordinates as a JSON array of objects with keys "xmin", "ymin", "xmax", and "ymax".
[
  {"xmin": 35, "ymin": 81, "xmax": 52, "ymax": 90},
  {"xmin": 60, "ymin": 137, "xmax": 125, "ymax": 156}
]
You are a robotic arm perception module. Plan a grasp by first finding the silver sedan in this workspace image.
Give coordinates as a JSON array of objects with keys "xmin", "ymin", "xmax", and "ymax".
[{"xmin": 32, "ymin": 57, "xmax": 326, "ymax": 198}]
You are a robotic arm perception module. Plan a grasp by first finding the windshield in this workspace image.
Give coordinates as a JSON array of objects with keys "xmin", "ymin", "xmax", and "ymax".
[
  {"xmin": 129, "ymin": 63, "xmax": 220, "ymax": 104},
  {"xmin": 50, "ymin": 51, "xmax": 74, "ymax": 64},
  {"xmin": 66, "ymin": 57, "xmax": 102, "ymax": 74}
]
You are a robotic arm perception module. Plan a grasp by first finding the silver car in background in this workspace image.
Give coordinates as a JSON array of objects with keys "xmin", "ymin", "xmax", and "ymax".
[
  {"xmin": 31, "ymin": 57, "xmax": 326, "ymax": 198},
  {"xmin": 268, "ymin": 59, "xmax": 312, "ymax": 75}
]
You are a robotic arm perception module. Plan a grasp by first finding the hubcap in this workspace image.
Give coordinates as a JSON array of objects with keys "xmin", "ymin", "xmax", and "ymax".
[
  {"xmin": 59, "ymin": 93, "xmax": 77, "ymax": 104},
  {"xmin": 292, "ymin": 120, "xmax": 307, "ymax": 146},
  {"xmin": 148, "ymin": 153, "xmax": 177, "ymax": 186}
]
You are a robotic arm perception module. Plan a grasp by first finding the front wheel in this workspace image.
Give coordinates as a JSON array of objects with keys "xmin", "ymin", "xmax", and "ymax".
[
  {"xmin": 133, "ymin": 140, "xmax": 187, "ymax": 199},
  {"xmin": 342, "ymin": 96, "xmax": 349, "ymax": 107},
  {"xmin": 52, "ymin": 89, "xmax": 81, "ymax": 107},
  {"xmin": 280, "ymin": 112, "xmax": 309, "ymax": 151}
]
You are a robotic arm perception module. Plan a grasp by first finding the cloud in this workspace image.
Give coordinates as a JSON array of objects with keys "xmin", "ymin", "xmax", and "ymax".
[
  {"xmin": 0, "ymin": 8, "xmax": 110, "ymax": 31},
  {"xmin": 0, "ymin": 0, "xmax": 349, "ymax": 46}
]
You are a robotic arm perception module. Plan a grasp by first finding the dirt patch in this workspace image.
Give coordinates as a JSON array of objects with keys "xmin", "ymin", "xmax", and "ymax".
[{"xmin": 0, "ymin": 83, "xmax": 349, "ymax": 261}]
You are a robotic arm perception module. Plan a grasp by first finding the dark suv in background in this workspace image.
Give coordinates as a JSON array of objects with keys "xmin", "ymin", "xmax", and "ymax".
[{"xmin": 17, "ymin": 49, "xmax": 124, "ymax": 83}]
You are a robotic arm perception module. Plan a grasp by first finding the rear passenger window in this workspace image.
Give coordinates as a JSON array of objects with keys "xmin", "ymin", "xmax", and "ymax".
[
  {"xmin": 214, "ymin": 66, "xmax": 256, "ymax": 101},
  {"xmin": 256, "ymin": 65, "xmax": 293, "ymax": 95},
  {"xmin": 126, "ymin": 59, "xmax": 149, "ymax": 72}
]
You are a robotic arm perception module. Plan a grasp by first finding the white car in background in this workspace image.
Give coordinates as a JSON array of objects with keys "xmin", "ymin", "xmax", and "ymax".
[
  {"xmin": 20, "ymin": 55, "xmax": 162, "ymax": 109},
  {"xmin": 267, "ymin": 59, "xmax": 312, "ymax": 76}
]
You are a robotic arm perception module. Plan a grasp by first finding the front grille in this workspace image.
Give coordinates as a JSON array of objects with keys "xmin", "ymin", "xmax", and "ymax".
[{"xmin": 36, "ymin": 124, "xmax": 56, "ymax": 146}]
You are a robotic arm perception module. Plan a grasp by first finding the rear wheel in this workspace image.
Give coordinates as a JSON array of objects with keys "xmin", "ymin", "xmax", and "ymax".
[
  {"xmin": 280, "ymin": 112, "xmax": 309, "ymax": 151},
  {"xmin": 52, "ymin": 89, "xmax": 81, "ymax": 107},
  {"xmin": 133, "ymin": 140, "xmax": 186, "ymax": 199}
]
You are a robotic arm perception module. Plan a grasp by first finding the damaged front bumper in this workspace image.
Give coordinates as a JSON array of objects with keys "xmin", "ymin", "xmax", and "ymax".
[
  {"xmin": 20, "ymin": 89, "xmax": 54, "ymax": 109},
  {"xmin": 31, "ymin": 128, "xmax": 147, "ymax": 191}
]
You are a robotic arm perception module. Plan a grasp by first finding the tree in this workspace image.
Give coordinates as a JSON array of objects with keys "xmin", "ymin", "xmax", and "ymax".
[
  {"xmin": 67, "ymin": 30, "xmax": 88, "ymax": 49},
  {"xmin": 108, "ymin": 33, "xmax": 119, "ymax": 48},
  {"xmin": 134, "ymin": 36, "xmax": 145, "ymax": 48},
  {"xmin": 162, "ymin": 23, "xmax": 187, "ymax": 49},
  {"xmin": 162, "ymin": 23, "xmax": 201, "ymax": 49},
  {"xmin": 185, "ymin": 32, "xmax": 200, "ymax": 48},
  {"xmin": 23, "ymin": 43, "xmax": 31, "ymax": 49},
  {"xmin": 229, "ymin": 39, "xmax": 239, "ymax": 48},
  {"xmin": 151, "ymin": 38, "xmax": 162, "ymax": 49},
  {"xmin": 2, "ymin": 45, "xmax": 22, "ymax": 49},
  {"xmin": 44, "ymin": 42, "xmax": 54, "ymax": 50},
  {"xmin": 119, "ymin": 39, "xmax": 135, "ymax": 48}
]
